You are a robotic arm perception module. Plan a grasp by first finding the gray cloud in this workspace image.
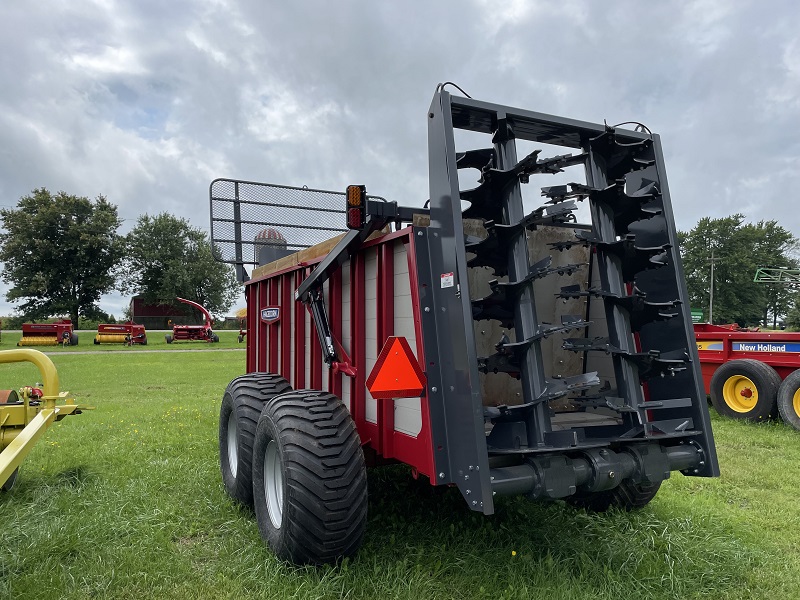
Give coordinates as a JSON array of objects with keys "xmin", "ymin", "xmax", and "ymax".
[{"xmin": 0, "ymin": 0, "xmax": 798, "ymax": 317}]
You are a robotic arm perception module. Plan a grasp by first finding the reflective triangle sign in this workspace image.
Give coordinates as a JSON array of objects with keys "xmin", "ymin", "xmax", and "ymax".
[{"xmin": 366, "ymin": 336, "xmax": 426, "ymax": 399}]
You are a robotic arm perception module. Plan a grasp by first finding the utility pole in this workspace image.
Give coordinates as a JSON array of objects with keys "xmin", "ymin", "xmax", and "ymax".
[{"xmin": 708, "ymin": 251, "xmax": 721, "ymax": 324}]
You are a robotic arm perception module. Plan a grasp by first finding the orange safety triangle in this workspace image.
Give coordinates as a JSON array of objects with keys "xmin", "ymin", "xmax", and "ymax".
[{"xmin": 366, "ymin": 336, "xmax": 426, "ymax": 399}]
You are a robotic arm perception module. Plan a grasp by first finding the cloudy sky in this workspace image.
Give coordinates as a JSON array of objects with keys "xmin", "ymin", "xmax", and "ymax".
[{"xmin": 0, "ymin": 0, "xmax": 798, "ymax": 318}]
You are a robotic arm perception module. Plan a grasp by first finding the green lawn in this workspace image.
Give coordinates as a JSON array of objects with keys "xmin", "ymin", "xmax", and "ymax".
[{"xmin": 1, "ymin": 348, "xmax": 799, "ymax": 599}]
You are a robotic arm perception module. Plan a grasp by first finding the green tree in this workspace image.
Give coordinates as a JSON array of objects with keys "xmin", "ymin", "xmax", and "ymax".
[
  {"xmin": 119, "ymin": 213, "xmax": 239, "ymax": 317},
  {"xmin": 679, "ymin": 214, "xmax": 798, "ymax": 326},
  {"xmin": 0, "ymin": 188, "xmax": 122, "ymax": 323}
]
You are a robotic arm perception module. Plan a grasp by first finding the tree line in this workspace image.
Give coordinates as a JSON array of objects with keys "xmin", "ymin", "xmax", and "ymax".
[
  {"xmin": 0, "ymin": 188, "xmax": 239, "ymax": 324},
  {"xmin": 679, "ymin": 214, "xmax": 800, "ymax": 328},
  {"xmin": 3, "ymin": 189, "xmax": 799, "ymax": 331}
]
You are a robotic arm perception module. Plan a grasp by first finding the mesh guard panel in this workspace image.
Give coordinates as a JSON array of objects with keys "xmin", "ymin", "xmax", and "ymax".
[{"xmin": 210, "ymin": 179, "xmax": 383, "ymax": 266}]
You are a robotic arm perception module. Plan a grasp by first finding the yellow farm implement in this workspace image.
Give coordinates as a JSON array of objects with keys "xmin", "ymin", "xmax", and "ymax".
[{"xmin": 0, "ymin": 349, "xmax": 91, "ymax": 491}]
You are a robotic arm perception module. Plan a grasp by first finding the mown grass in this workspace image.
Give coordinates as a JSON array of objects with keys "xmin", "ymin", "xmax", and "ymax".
[{"xmin": 0, "ymin": 349, "xmax": 798, "ymax": 599}]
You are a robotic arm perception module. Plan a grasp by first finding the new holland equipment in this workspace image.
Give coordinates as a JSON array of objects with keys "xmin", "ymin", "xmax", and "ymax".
[
  {"xmin": 94, "ymin": 321, "xmax": 148, "ymax": 345},
  {"xmin": 210, "ymin": 88, "xmax": 719, "ymax": 565},
  {"xmin": 695, "ymin": 323, "xmax": 800, "ymax": 430},
  {"xmin": 17, "ymin": 319, "xmax": 77, "ymax": 346},
  {"xmin": 0, "ymin": 349, "xmax": 90, "ymax": 491},
  {"xmin": 165, "ymin": 297, "xmax": 220, "ymax": 343}
]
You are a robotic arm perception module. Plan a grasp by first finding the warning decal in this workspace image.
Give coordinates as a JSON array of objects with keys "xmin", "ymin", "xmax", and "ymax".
[{"xmin": 366, "ymin": 336, "xmax": 426, "ymax": 399}]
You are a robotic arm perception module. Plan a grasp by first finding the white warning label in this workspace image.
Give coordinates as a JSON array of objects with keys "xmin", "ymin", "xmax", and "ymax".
[{"xmin": 441, "ymin": 272, "xmax": 454, "ymax": 288}]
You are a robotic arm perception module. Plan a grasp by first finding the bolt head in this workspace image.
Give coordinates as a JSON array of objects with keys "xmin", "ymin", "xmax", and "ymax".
[
  {"xmin": 431, "ymin": 386, "xmax": 438, "ymax": 393},
  {"xmin": 465, "ymin": 489, "xmax": 471, "ymax": 495},
  {"xmin": 439, "ymin": 472, "xmax": 445, "ymax": 479},
  {"xmin": 424, "ymin": 306, "xmax": 430, "ymax": 312},
  {"xmin": 608, "ymin": 471, "xmax": 616, "ymax": 479}
]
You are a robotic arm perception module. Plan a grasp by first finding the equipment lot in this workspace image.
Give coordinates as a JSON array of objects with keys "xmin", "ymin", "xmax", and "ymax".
[{"xmin": 1, "ymin": 336, "xmax": 798, "ymax": 599}]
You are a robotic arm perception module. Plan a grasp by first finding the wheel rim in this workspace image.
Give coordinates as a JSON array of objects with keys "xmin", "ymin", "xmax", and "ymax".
[
  {"xmin": 722, "ymin": 375, "xmax": 758, "ymax": 413},
  {"xmin": 793, "ymin": 388, "xmax": 800, "ymax": 418},
  {"xmin": 264, "ymin": 440, "xmax": 283, "ymax": 529},
  {"xmin": 226, "ymin": 411, "xmax": 238, "ymax": 478}
]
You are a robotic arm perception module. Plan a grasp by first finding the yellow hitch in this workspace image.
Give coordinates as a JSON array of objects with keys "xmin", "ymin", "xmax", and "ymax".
[{"xmin": 0, "ymin": 349, "xmax": 92, "ymax": 490}]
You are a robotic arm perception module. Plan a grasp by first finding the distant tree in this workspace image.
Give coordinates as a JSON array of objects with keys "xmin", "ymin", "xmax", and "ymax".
[
  {"xmin": 0, "ymin": 188, "xmax": 123, "ymax": 324},
  {"xmin": 679, "ymin": 215, "xmax": 798, "ymax": 326},
  {"xmin": 119, "ymin": 213, "xmax": 239, "ymax": 316}
]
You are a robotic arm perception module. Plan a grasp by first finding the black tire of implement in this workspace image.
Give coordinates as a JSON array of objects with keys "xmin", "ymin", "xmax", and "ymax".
[
  {"xmin": 252, "ymin": 390, "xmax": 368, "ymax": 565},
  {"xmin": 238, "ymin": 334, "xmax": 244, "ymax": 344},
  {"xmin": 142, "ymin": 336, "xmax": 147, "ymax": 346},
  {"xmin": 219, "ymin": 373, "xmax": 292, "ymax": 507},
  {"xmin": 710, "ymin": 359, "xmax": 780, "ymax": 421},
  {"xmin": 777, "ymin": 369, "xmax": 800, "ymax": 431},
  {"xmin": 1, "ymin": 468, "xmax": 19, "ymax": 492},
  {"xmin": 211, "ymin": 333, "xmax": 220, "ymax": 343},
  {"xmin": 70, "ymin": 332, "xmax": 78, "ymax": 346},
  {"xmin": 165, "ymin": 334, "xmax": 173, "ymax": 344},
  {"xmin": 567, "ymin": 480, "xmax": 662, "ymax": 512},
  {"xmin": 93, "ymin": 338, "xmax": 99, "ymax": 345}
]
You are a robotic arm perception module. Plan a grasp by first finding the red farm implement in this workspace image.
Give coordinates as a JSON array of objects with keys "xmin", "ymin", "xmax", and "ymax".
[
  {"xmin": 17, "ymin": 319, "xmax": 77, "ymax": 347},
  {"xmin": 695, "ymin": 322, "xmax": 800, "ymax": 429},
  {"xmin": 94, "ymin": 321, "xmax": 147, "ymax": 345},
  {"xmin": 165, "ymin": 297, "xmax": 219, "ymax": 344},
  {"xmin": 209, "ymin": 89, "xmax": 719, "ymax": 565}
]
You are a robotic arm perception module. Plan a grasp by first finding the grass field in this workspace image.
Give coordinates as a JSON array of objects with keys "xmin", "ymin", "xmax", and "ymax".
[{"xmin": 1, "ymin": 343, "xmax": 799, "ymax": 599}]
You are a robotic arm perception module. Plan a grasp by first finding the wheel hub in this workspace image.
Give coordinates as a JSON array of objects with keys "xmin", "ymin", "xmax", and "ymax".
[
  {"xmin": 723, "ymin": 375, "xmax": 758, "ymax": 413},
  {"xmin": 264, "ymin": 440, "xmax": 283, "ymax": 529},
  {"xmin": 227, "ymin": 411, "xmax": 238, "ymax": 478}
]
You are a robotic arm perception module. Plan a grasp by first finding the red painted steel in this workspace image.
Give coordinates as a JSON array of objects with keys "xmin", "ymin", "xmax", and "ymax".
[
  {"xmin": 280, "ymin": 272, "xmax": 292, "ymax": 382},
  {"xmin": 95, "ymin": 322, "xmax": 147, "ymax": 344},
  {"xmin": 329, "ymin": 268, "xmax": 343, "ymax": 397},
  {"xmin": 309, "ymin": 272, "xmax": 323, "ymax": 390},
  {"xmin": 19, "ymin": 319, "xmax": 74, "ymax": 345},
  {"xmin": 350, "ymin": 252, "xmax": 366, "ymax": 434},
  {"xmin": 376, "ymin": 243, "xmax": 395, "ymax": 457},
  {"xmin": 242, "ymin": 228, "xmax": 435, "ymax": 479},
  {"xmin": 268, "ymin": 279, "xmax": 279, "ymax": 373},
  {"xmin": 695, "ymin": 323, "xmax": 800, "ymax": 391},
  {"xmin": 293, "ymin": 270, "xmax": 306, "ymax": 389}
]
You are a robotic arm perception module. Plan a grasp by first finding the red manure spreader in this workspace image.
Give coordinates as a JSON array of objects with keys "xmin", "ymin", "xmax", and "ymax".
[
  {"xmin": 695, "ymin": 323, "xmax": 800, "ymax": 429},
  {"xmin": 209, "ymin": 89, "xmax": 719, "ymax": 564}
]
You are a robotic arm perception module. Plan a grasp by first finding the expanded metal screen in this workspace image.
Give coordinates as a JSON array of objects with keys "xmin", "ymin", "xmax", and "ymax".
[{"xmin": 209, "ymin": 179, "xmax": 352, "ymax": 266}]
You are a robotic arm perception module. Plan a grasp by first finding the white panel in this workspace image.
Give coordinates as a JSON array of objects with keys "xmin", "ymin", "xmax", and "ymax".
[
  {"xmin": 394, "ymin": 398, "xmax": 422, "ymax": 437},
  {"xmin": 393, "ymin": 244, "xmax": 421, "ymax": 435},
  {"xmin": 365, "ymin": 249, "xmax": 378, "ymax": 300},
  {"xmin": 394, "ymin": 317, "xmax": 416, "ymax": 347}
]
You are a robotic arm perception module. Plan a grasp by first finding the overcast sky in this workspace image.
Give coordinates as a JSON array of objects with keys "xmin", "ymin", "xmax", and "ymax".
[{"xmin": 0, "ymin": 0, "xmax": 798, "ymax": 318}]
